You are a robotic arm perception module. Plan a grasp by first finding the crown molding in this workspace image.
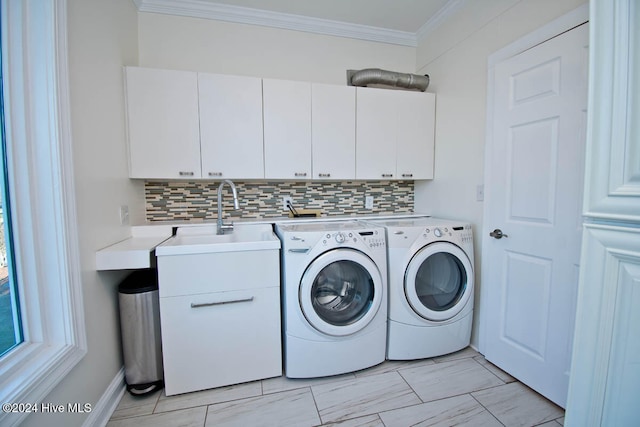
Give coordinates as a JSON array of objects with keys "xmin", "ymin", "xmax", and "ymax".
[
  {"xmin": 134, "ymin": 0, "xmax": 418, "ymax": 47},
  {"xmin": 416, "ymin": 0, "xmax": 466, "ymax": 42}
]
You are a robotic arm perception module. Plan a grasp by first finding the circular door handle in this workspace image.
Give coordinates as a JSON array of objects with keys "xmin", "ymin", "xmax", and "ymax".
[{"xmin": 489, "ymin": 229, "xmax": 508, "ymax": 239}]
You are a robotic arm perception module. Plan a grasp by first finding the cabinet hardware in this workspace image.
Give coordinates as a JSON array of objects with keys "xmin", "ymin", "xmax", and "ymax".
[
  {"xmin": 402, "ymin": 173, "xmax": 413, "ymax": 178},
  {"xmin": 190, "ymin": 296, "xmax": 254, "ymax": 308},
  {"xmin": 294, "ymin": 172, "xmax": 308, "ymax": 177},
  {"xmin": 208, "ymin": 172, "xmax": 223, "ymax": 177},
  {"xmin": 381, "ymin": 173, "xmax": 393, "ymax": 178},
  {"xmin": 179, "ymin": 171, "xmax": 195, "ymax": 176},
  {"xmin": 318, "ymin": 173, "xmax": 331, "ymax": 178}
]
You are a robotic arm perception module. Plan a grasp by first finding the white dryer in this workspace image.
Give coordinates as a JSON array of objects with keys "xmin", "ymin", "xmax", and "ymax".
[
  {"xmin": 276, "ymin": 220, "xmax": 387, "ymax": 378},
  {"xmin": 365, "ymin": 217, "xmax": 474, "ymax": 360}
]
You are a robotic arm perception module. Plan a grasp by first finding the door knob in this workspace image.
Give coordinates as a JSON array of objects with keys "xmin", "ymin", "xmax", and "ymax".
[{"xmin": 490, "ymin": 229, "xmax": 508, "ymax": 239}]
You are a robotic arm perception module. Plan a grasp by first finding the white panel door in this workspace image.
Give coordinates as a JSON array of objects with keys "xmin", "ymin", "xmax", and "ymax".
[
  {"xmin": 198, "ymin": 73, "xmax": 264, "ymax": 179},
  {"xmin": 311, "ymin": 83, "xmax": 356, "ymax": 180},
  {"xmin": 482, "ymin": 23, "xmax": 588, "ymax": 407},
  {"xmin": 263, "ymin": 79, "xmax": 312, "ymax": 179},
  {"xmin": 565, "ymin": 224, "xmax": 640, "ymax": 425},
  {"xmin": 582, "ymin": 0, "xmax": 640, "ymax": 223},
  {"xmin": 125, "ymin": 67, "xmax": 201, "ymax": 179}
]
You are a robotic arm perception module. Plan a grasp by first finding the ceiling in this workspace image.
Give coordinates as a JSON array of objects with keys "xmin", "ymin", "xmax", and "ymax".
[{"xmin": 134, "ymin": 0, "xmax": 461, "ymax": 46}]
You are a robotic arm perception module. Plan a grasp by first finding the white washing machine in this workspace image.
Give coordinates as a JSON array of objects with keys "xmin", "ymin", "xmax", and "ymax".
[
  {"xmin": 276, "ymin": 220, "xmax": 388, "ymax": 378},
  {"xmin": 364, "ymin": 217, "xmax": 474, "ymax": 360}
]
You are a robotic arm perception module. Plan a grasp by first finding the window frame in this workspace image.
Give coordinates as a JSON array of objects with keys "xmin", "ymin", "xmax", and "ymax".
[{"xmin": 0, "ymin": 0, "xmax": 86, "ymax": 425}]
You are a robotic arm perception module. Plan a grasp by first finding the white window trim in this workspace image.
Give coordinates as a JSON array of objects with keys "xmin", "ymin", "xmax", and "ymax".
[{"xmin": 0, "ymin": 0, "xmax": 86, "ymax": 425}]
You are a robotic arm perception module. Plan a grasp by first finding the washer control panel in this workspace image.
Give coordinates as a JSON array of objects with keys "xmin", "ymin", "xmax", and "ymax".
[{"xmin": 321, "ymin": 230, "xmax": 386, "ymax": 249}]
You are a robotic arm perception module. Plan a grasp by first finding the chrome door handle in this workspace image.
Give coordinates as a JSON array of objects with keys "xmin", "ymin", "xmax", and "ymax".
[{"xmin": 489, "ymin": 229, "xmax": 508, "ymax": 239}]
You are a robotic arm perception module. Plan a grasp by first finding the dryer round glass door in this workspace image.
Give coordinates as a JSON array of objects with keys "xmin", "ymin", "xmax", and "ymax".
[
  {"xmin": 404, "ymin": 242, "xmax": 474, "ymax": 321},
  {"xmin": 300, "ymin": 248, "xmax": 383, "ymax": 336}
]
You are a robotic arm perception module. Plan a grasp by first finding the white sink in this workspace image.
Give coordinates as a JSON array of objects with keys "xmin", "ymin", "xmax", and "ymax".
[{"xmin": 155, "ymin": 223, "xmax": 281, "ymax": 256}]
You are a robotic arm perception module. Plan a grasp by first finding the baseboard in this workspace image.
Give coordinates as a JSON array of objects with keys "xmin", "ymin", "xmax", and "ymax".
[{"xmin": 82, "ymin": 367, "xmax": 125, "ymax": 427}]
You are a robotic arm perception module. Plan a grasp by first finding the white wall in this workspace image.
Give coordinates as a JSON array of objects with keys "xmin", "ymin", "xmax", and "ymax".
[
  {"xmin": 414, "ymin": 0, "xmax": 587, "ymax": 347},
  {"xmin": 137, "ymin": 12, "xmax": 416, "ymax": 83},
  {"xmin": 21, "ymin": 0, "xmax": 141, "ymax": 425}
]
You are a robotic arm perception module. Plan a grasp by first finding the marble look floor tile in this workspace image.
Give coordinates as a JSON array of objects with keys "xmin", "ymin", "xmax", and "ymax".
[
  {"xmin": 432, "ymin": 346, "xmax": 480, "ymax": 363},
  {"xmin": 110, "ymin": 389, "xmax": 161, "ymax": 420},
  {"xmin": 536, "ymin": 421, "xmax": 563, "ymax": 427},
  {"xmin": 472, "ymin": 382, "xmax": 564, "ymax": 427},
  {"xmin": 312, "ymin": 371, "xmax": 421, "ymax": 424},
  {"xmin": 205, "ymin": 388, "xmax": 320, "ymax": 427},
  {"xmin": 379, "ymin": 394, "xmax": 503, "ymax": 427},
  {"xmin": 556, "ymin": 416, "xmax": 565, "ymax": 425},
  {"xmin": 320, "ymin": 414, "xmax": 384, "ymax": 427},
  {"xmin": 155, "ymin": 381, "xmax": 262, "ymax": 413},
  {"xmin": 473, "ymin": 355, "xmax": 516, "ymax": 383},
  {"xmin": 399, "ymin": 358, "xmax": 504, "ymax": 402},
  {"xmin": 354, "ymin": 358, "xmax": 435, "ymax": 378},
  {"xmin": 106, "ymin": 406, "xmax": 206, "ymax": 427},
  {"xmin": 262, "ymin": 372, "xmax": 355, "ymax": 395}
]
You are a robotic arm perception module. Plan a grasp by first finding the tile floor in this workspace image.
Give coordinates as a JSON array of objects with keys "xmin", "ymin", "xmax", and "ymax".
[{"xmin": 107, "ymin": 347, "xmax": 565, "ymax": 427}]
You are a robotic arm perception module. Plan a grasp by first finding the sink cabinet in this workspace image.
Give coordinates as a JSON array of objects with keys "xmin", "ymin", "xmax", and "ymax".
[{"xmin": 157, "ymin": 249, "xmax": 282, "ymax": 396}]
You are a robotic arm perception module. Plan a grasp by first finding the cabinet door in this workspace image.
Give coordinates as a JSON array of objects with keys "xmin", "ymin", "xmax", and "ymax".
[
  {"xmin": 263, "ymin": 79, "xmax": 312, "ymax": 179},
  {"xmin": 199, "ymin": 73, "xmax": 264, "ymax": 179},
  {"xmin": 125, "ymin": 67, "xmax": 201, "ymax": 179},
  {"xmin": 160, "ymin": 288, "xmax": 282, "ymax": 395},
  {"xmin": 312, "ymin": 84, "xmax": 356, "ymax": 180},
  {"xmin": 396, "ymin": 91, "xmax": 435, "ymax": 180},
  {"xmin": 356, "ymin": 87, "xmax": 398, "ymax": 180}
]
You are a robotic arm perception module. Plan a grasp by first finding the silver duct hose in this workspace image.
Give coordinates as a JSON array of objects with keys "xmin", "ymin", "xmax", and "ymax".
[{"xmin": 349, "ymin": 68, "xmax": 430, "ymax": 92}]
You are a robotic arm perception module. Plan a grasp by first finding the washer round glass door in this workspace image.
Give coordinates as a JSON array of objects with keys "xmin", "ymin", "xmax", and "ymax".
[
  {"xmin": 300, "ymin": 248, "xmax": 383, "ymax": 336},
  {"xmin": 404, "ymin": 242, "xmax": 473, "ymax": 322}
]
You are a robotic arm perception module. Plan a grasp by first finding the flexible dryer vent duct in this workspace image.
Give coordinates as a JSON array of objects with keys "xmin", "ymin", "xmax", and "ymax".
[{"xmin": 348, "ymin": 68, "xmax": 430, "ymax": 92}]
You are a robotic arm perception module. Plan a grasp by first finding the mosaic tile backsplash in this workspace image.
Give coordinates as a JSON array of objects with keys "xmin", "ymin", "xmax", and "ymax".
[{"xmin": 145, "ymin": 181, "xmax": 414, "ymax": 221}]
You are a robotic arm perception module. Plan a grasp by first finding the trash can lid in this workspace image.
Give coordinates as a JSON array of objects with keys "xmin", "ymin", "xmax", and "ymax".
[{"xmin": 118, "ymin": 269, "xmax": 158, "ymax": 294}]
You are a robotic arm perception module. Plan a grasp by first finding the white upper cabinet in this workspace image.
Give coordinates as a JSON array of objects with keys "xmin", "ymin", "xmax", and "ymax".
[
  {"xmin": 312, "ymin": 84, "xmax": 356, "ymax": 180},
  {"xmin": 198, "ymin": 73, "xmax": 264, "ymax": 180},
  {"xmin": 356, "ymin": 88, "xmax": 397, "ymax": 179},
  {"xmin": 396, "ymin": 91, "xmax": 436, "ymax": 180},
  {"xmin": 356, "ymin": 87, "xmax": 435, "ymax": 180},
  {"xmin": 263, "ymin": 79, "xmax": 312, "ymax": 179},
  {"xmin": 125, "ymin": 67, "xmax": 435, "ymax": 181},
  {"xmin": 125, "ymin": 67, "xmax": 201, "ymax": 179}
]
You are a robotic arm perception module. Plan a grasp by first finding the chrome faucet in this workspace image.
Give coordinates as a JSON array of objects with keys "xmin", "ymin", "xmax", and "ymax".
[{"xmin": 217, "ymin": 179, "xmax": 240, "ymax": 235}]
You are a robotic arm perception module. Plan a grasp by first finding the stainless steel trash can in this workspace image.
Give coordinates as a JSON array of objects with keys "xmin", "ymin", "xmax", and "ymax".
[{"xmin": 118, "ymin": 269, "xmax": 164, "ymax": 395}]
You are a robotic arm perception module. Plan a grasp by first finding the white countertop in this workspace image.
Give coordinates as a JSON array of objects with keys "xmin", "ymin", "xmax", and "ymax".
[
  {"xmin": 95, "ymin": 212, "xmax": 429, "ymax": 271},
  {"xmin": 95, "ymin": 225, "xmax": 173, "ymax": 270}
]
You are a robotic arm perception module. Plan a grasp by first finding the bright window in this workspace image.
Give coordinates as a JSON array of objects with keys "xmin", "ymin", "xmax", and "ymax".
[
  {"xmin": 0, "ymin": 55, "xmax": 23, "ymax": 356},
  {"xmin": 0, "ymin": 1, "xmax": 86, "ymax": 425}
]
